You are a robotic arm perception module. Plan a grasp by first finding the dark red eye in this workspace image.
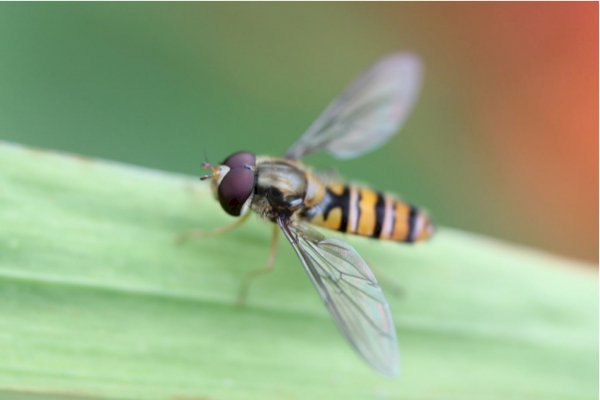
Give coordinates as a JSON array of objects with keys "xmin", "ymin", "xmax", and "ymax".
[
  {"xmin": 222, "ymin": 151, "xmax": 256, "ymax": 169},
  {"xmin": 218, "ymin": 167, "xmax": 255, "ymax": 216}
]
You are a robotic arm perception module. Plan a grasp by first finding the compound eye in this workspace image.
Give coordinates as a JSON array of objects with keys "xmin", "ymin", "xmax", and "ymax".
[
  {"xmin": 222, "ymin": 151, "xmax": 256, "ymax": 169},
  {"xmin": 217, "ymin": 167, "xmax": 255, "ymax": 216}
]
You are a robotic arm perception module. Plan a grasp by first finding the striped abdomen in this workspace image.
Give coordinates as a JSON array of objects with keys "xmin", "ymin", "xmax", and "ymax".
[{"xmin": 302, "ymin": 184, "xmax": 434, "ymax": 243}]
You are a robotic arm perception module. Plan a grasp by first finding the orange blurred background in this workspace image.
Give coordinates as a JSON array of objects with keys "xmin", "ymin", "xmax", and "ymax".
[{"xmin": 373, "ymin": 3, "xmax": 598, "ymax": 262}]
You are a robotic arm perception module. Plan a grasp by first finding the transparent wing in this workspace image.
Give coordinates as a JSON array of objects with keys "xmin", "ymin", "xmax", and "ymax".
[
  {"xmin": 285, "ymin": 53, "xmax": 422, "ymax": 160},
  {"xmin": 277, "ymin": 216, "xmax": 399, "ymax": 376}
]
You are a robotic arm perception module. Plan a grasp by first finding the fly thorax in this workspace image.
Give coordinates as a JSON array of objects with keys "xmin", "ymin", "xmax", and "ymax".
[{"xmin": 254, "ymin": 160, "xmax": 307, "ymax": 218}]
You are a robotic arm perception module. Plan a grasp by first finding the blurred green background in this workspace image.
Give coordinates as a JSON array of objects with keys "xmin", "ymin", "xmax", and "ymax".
[{"xmin": 0, "ymin": 3, "xmax": 597, "ymax": 262}]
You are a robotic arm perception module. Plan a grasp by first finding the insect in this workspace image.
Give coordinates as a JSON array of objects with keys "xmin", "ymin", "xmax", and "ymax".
[{"xmin": 190, "ymin": 53, "xmax": 434, "ymax": 377}]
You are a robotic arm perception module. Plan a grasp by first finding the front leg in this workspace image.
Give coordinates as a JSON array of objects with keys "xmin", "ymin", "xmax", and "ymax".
[{"xmin": 176, "ymin": 212, "xmax": 251, "ymax": 244}]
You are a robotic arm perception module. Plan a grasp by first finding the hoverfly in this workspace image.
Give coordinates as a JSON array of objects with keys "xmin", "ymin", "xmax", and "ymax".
[{"xmin": 194, "ymin": 53, "xmax": 433, "ymax": 377}]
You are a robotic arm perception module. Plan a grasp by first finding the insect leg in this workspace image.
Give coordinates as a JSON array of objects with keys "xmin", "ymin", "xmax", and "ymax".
[
  {"xmin": 176, "ymin": 212, "xmax": 251, "ymax": 245},
  {"xmin": 236, "ymin": 223, "xmax": 280, "ymax": 306}
]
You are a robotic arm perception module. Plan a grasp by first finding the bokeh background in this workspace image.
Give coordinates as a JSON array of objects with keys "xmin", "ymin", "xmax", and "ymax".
[{"xmin": 0, "ymin": 3, "xmax": 597, "ymax": 262}]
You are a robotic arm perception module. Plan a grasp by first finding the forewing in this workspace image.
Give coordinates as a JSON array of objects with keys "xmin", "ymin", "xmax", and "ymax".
[
  {"xmin": 277, "ymin": 217, "xmax": 399, "ymax": 376},
  {"xmin": 285, "ymin": 53, "xmax": 422, "ymax": 160}
]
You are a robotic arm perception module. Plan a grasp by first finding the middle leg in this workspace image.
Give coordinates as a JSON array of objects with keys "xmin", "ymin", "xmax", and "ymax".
[{"xmin": 236, "ymin": 223, "xmax": 280, "ymax": 306}]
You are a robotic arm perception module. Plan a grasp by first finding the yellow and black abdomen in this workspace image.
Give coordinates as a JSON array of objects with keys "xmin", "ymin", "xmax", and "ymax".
[{"xmin": 302, "ymin": 184, "xmax": 434, "ymax": 243}]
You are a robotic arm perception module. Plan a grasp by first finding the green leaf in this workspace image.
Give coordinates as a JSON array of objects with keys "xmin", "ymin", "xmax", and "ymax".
[{"xmin": 0, "ymin": 142, "xmax": 596, "ymax": 400}]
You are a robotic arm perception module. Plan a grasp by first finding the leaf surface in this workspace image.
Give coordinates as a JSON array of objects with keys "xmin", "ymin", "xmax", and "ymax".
[{"xmin": 0, "ymin": 142, "xmax": 596, "ymax": 399}]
